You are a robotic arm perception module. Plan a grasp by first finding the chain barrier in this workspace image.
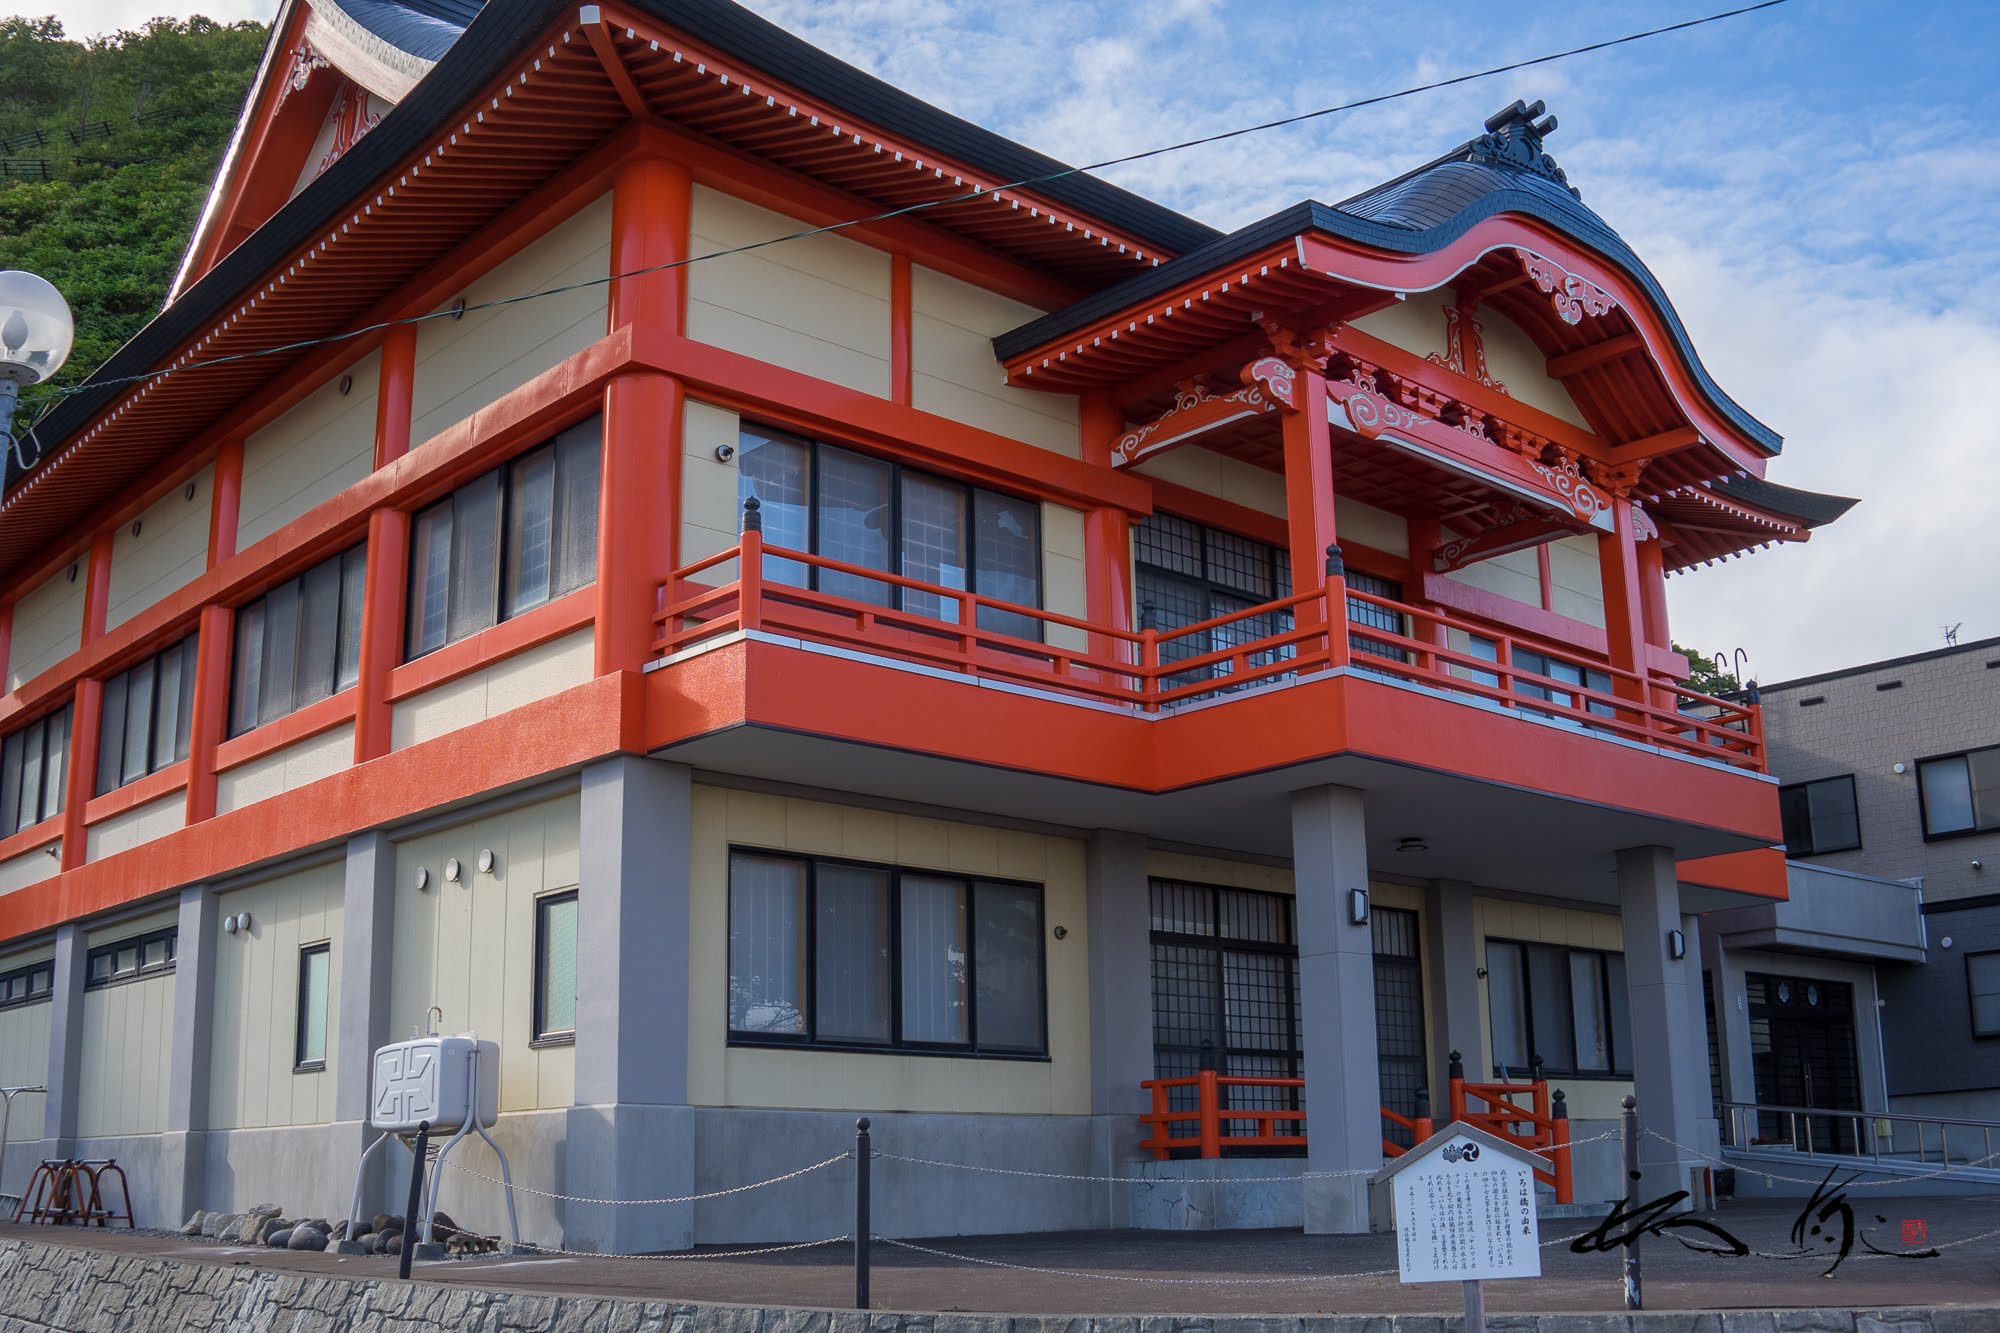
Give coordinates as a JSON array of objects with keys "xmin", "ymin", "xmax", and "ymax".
[
  {"xmin": 485, "ymin": 1234, "xmax": 852, "ymax": 1263},
  {"xmin": 1644, "ymin": 1128, "xmax": 2000, "ymax": 1188},
  {"xmin": 871, "ymin": 1130, "xmax": 1618, "ymax": 1188},
  {"xmin": 441, "ymin": 1151, "xmax": 849, "ymax": 1206}
]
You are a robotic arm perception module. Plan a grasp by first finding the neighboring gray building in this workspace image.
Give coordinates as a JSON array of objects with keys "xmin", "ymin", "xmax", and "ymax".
[{"xmin": 1747, "ymin": 636, "xmax": 2000, "ymax": 1126}]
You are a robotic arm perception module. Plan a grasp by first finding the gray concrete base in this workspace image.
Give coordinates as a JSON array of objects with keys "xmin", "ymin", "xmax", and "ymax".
[
  {"xmin": 1302, "ymin": 1173, "xmax": 1373, "ymax": 1234},
  {"xmin": 565, "ymin": 1102, "xmax": 692, "ymax": 1253},
  {"xmin": 1122, "ymin": 1158, "xmax": 1305, "ymax": 1231},
  {"xmin": 68, "ymin": 1132, "xmax": 191, "ymax": 1229}
]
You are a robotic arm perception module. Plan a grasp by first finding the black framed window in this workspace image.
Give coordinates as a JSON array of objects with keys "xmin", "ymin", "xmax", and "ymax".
[
  {"xmin": 1135, "ymin": 514, "xmax": 1297, "ymax": 685},
  {"xmin": 1779, "ymin": 775, "xmax": 1862, "ymax": 855},
  {"xmin": 295, "ymin": 943, "xmax": 330, "ymax": 1070},
  {"xmin": 0, "ymin": 959, "xmax": 54, "ymax": 1009},
  {"xmin": 96, "ymin": 638, "xmax": 198, "ymax": 795},
  {"xmin": 1970, "ymin": 952, "xmax": 2000, "ymax": 1039},
  {"xmin": 727, "ymin": 849, "xmax": 1045, "ymax": 1057},
  {"xmin": 1148, "ymin": 879, "xmax": 1302, "ymax": 1125},
  {"xmin": 1918, "ymin": 745, "xmax": 2000, "ymax": 839},
  {"xmin": 85, "ymin": 927, "xmax": 177, "ymax": 989},
  {"xmin": 0, "ymin": 704, "xmax": 69, "ymax": 836},
  {"xmin": 736, "ymin": 425, "xmax": 1043, "ymax": 641},
  {"xmin": 406, "ymin": 416, "xmax": 601, "ymax": 659},
  {"xmin": 1485, "ymin": 937, "xmax": 1632, "ymax": 1077},
  {"xmin": 534, "ymin": 890, "xmax": 578, "ymax": 1043},
  {"xmin": 231, "ymin": 545, "xmax": 367, "ymax": 735}
]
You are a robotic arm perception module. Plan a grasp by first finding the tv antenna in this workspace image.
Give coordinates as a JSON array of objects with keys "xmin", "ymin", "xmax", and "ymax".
[{"xmin": 1944, "ymin": 623, "xmax": 1962, "ymax": 647}]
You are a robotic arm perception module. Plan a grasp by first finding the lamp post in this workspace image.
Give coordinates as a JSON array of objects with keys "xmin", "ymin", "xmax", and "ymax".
[{"xmin": 0, "ymin": 270, "xmax": 76, "ymax": 461}]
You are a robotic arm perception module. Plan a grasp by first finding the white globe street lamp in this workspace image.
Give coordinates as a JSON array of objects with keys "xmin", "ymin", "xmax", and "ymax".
[{"xmin": 0, "ymin": 270, "xmax": 76, "ymax": 453}]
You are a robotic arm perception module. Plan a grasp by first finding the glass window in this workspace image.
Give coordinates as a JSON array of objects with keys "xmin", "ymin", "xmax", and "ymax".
[
  {"xmin": 84, "ymin": 927, "xmax": 177, "ymax": 989},
  {"xmin": 734, "ymin": 426, "xmax": 1042, "ymax": 639},
  {"xmin": 727, "ymin": 851, "xmax": 1045, "ymax": 1056},
  {"xmin": 296, "ymin": 944, "xmax": 330, "ymax": 1068},
  {"xmin": 1778, "ymin": 775, "xmax": 1862, "ymax": 855},
  {"xmin": 535, "ymin": 891, "xmax": 579, "ymax": 1041},
  {"xmin": 1, "ymin": 705, "xmax": 69, "ymax": 837},
  {"xmin": 405, "ymin": 416, "xmax": 602, "ymax": 659},
  {"xmin": 0, "ymin": 960, "xmax": 53, "ymax": 1010},
  {"xmin": 1920, "ymin": 746, "xmax": 2000, "ymax": 839},
  {"xmin": 1485, "ymin": 937, "xmax": 1631, "ymax": 1077},
  {"xmin": 1970, "ymin": 953, "xmax": 2000, "ymax": 1038},
  {"xmin": 96, "ymin": 639, "xmax": 199, "ymax": 795},
  {"xmin": 231, "ymin": 545, "xmax": 369, "ymax": 735},
  {"xmin": 1135, "ymin": 514, "xmax": 1297, "ymax": 688}
]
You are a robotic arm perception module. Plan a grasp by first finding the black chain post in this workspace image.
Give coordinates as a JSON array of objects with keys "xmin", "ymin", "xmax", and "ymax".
[
  {"xmin": 399, "ymin": 1120, "xmax": 431, "ymax": 1280},
  {"xmin": 854, "ymin": 1117, "xmax": 871, "ymax": 1310},
  {"xmin": 742, "ymin": 494, "xmax": 762, "ymax": 532},
  {"xmin": 1622, "ymin": 1094, "xmax": 1642, "ymax": 1310}
]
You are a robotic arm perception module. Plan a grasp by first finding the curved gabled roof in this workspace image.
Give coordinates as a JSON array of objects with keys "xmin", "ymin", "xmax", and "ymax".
[
  {"xmin": 996, "ymin": 105, "xmax": 1784, "ymax": 457},
  {"xmin": 324, "ymin": 0, "xmax": 482, "ymax": 62}
]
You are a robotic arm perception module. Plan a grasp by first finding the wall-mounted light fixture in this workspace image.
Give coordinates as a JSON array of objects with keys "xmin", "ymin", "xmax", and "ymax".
[
  {"xmin": 714, "ymin": 443, "xmax": 736, "ymax": 462},
  {"xmin": 444, "ymin": 857, "xmax": 462, "ymax": 884},
  {"xmin": 337, "ymin": 373, "xmax": 354, "ymax": 396},
  {"xmin": 449, "ymin": 298, "xmax": 467, "ymax": 320},
  {"xmin": 1893, "ymin": 762, "xmax": 1908, "ymax": 774},
  {"xmin": 1942, "ymin": 936, "xmax": 1956, "ymax": 949},
  {"xmin": 1667, "ymin": 928, "xmax": 1686, "ymax": 960},
  {"xmin": 477, "ymin": 848, "xmax": 495, "ymax": 875},
  {"xmin": 1051, "ymin": 925, "xmax": 1069, "ymax": 940},
  {"xmin": 223, "ymin": 915, "xmax": 238, "ymax": 935},
  {"xmin": 414, "ymin": 866, "xmax": 431, "ymax": 892},
  {"xmin": 1396, "ymin": 836, "xmax": 1429, "ymax": 854},
  {"xmin": 1349, "ymin": 887, "xmax": 1370, "ymax": 925}
]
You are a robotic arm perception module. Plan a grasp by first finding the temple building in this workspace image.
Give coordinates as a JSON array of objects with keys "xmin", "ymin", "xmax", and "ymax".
[{"xmin": 0, "ymin": 0, "xmax": 1855, "ymax": 1248}]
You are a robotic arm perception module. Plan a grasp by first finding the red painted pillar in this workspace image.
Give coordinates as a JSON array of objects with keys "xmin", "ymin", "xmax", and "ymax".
[
  {"xmin": 1079, "ymin": 393, "xmax": 1134, "ymax": 664},
  {"xmin": 354, "ymin": 326, "xmax": 418, "ymax": 763},
  {"xmin": 608, "ymin": 155, "xmax": 690, "ymax": 336},
  {"xmin": 889, "ymin": 254, "xmax": 913, "ymax": 407},
  {"xmin": 1280, "ymin": 364, "xmax": 1338, "ymax": 626},
  {"xmin": 187, "ymin": 440, "xmax": 246, "ymax": 824},
  {"xmin": 0, "ymin": 602, "xmax": 12, "ymax": 694},
  {"xmin": 1597, "ymin": 497, "xmax": 1649, "ymax": 711},
  {"xmin": 1405, "ymin": 517, "xmax": 1445, "ymax": 673},
  {"xmin": 1637, "ymin": 534, "xmax": 1670, "ymax": 651},
  {"xmin": 60, "ymin": 532, "xmax": 115, "ymax": 869},
  {"xmin": 596, "ymin": 374, "xmax": 683, "ymax": 675}
]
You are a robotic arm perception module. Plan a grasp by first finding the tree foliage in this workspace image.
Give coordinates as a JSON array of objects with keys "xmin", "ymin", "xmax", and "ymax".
[
  {"xmin": 1675, "ymin": 642, "xmax": 1742, "ymax": 696},
  {"xmin": 0, "ymin": 15, "xmax": 266, "ymax": 421}
]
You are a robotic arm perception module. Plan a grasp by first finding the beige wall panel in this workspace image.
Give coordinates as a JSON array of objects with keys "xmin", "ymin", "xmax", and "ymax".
[
  {"xmin": 1338, "ymin": 498, "xmax": 1410, "ymax": 559},
  {"xmin": 680, "ymin": 399, "xmax": 743, "ymax": 588},
  {"xmin": 1040, "ymin": 503, "xmax": 1088, "ymax": 652},
  {"xmin": 0, "ymin": 843, "xmax": 60, "ymax": 896},
  {"xmin": 410, "ymin": 194, "xmax": 611, "ymax": 449},
  {"xmin": 1441, "ymin": 544, "xmax": 1541, "ymax": 609},
  {"xmin": 88, "ymin": 908, "xmax": 177, "ymax": 945},
  {"xmin": 85, "ymin": 792, "xmax": 188, "ymax": 861},
  {"xmin": 238, "ymin": 349, "xmax": 381, "ymax": 550},
  {"xmin": 690, "ymin": 187, "xmax": 891, "ymax": 398},
  {"xmin": 291, "ymin": 93, "xmax": 394, "ymax": 198},
  {"xmin": 1546, "ymin": 535, "xmax": 1606, "ymax": 628},
  {"xmin": 0, "ymin": 998, "xmax": 50, "ymax": 1139},
  {"xmin": 105, "ymin": 464, "xmax": 213, "ymax": 632},
  {"xmin": 687, "ymin": 785, "xmax": 1090, "ymax": 1114},
  {"xmin": 77, "ymin": 974, "xmax": 174, "ymax": 1137},
  {"xmin": 1353, "ymin": 289, "xmax": 1450, "ymax": 360},
  {"xmin": 1134, "ymin": 447, "xmax": 1285, "ymax": 519},
  {"xmin": 215, "ymin": 723, "xmax": 356, "ymax": 815},
  {"xmin": 1146, "ymin": 850, "xmax": 1294, "ymax": 896},
  {"xmin": 390, "ymin": 628, "xmax": 594, "ymax": 751},
  {"xmin": 389, "ymin": 794, "xmax": 578, "ymax": 1113},
  {"xmin": 910, "ymin": 266, "xmax": 1076, "ymax": 456},
  {"xmin": 1477, "ymin": 305, "xmax": 1589, "ymax": 428},
  {"xmin": 7, "ymin": 567, "xmax": 85, "ymax": 693},
  {"xmin": 208, "ymin": 859, "xmax": 343, "ymax": 1131}
]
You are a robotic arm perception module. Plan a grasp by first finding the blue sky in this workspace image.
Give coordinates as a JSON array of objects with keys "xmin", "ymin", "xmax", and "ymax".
[{"xmin": 32, "ymin": 0, "xmax": 2000, "ymax": 681}]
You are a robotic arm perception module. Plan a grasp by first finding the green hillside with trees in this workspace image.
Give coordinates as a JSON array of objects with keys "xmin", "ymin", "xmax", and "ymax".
[{"xmin": 0, "ymin": 15, "xmax": 267, "ymax": 420}]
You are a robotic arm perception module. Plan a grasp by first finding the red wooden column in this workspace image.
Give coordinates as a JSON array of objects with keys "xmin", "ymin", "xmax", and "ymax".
[
  {"xmin": 0, "ymin": 603, "xmax": 12, "ymax": 692},
  {"xmin": 1079, "ymin": 393, "xmax": 1134, "ymax": 662},
  {"xmin": 185, "ymin": 439, "xmax": 246, "ymax": 824},
  {"xmin": 1597, "ymin": 496, "xmax": 1649, "ymax": 710},
  {"xmin": 889, "ymin": 254, "xmax": 913, "ymax": 407},
  {"xmin": 1279, "ymin": 361, "xmax": 1339, "ymax": 626},
  {"xmin": 597, "ymin": 155, "xmax": 692, "ymax": 677},
  {"xmin": 1637, "ymin": 533, "xmax": 1670, "ymax": 650},
  {"xmin": 60, "ymin": 532, "xmax": 115, "ymax": 869},
  {"xmin": 1404, "ymin": 517, "xmax": 1446, "ymax": 673},
  {"xmin": 353, "ymin": 327, "xmax": 418, "ymax": 764}
]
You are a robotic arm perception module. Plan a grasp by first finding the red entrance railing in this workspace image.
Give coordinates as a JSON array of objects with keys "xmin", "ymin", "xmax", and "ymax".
[
  {"xmin": 655, "ymin": 523, "xmax": 1764, "ymax": 771},
  {"xmin": 1139, "ymin": 1072, "xmax": 1307, "ymax": 1158},
  {"xmin": 1447, "ymin": 1051, "xmax": 1574, "ymax": 1203}
]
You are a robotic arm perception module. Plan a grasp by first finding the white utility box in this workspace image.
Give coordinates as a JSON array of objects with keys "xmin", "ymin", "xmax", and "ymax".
[{"xmin": 370, "ymin": 1034, "xmax": 498, "ymax": 1134}]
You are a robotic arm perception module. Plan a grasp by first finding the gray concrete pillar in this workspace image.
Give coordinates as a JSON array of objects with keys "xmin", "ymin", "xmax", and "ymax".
[
  {"xmin": 1423, "ymin": 879, "xmax": 1483, "ymax": 1096},
  {"xmin": 1292, "ymin": 785, "xmax": 1379, "ymax": 1233},
  {"xmin": 162, "ymin": 884, "xmax": 217, "ymax": 1223},
  {"xmin": 1679, "ymin": 914, "xmax": 1720, "ymax": 1162},
  {"xmin": 42, "ymin": 923, "xmax": 84, "ymax": 1154},
  {"xmin": 334, "ymin": 832, "xmax": 397, "ymax": 1215},
  {"xmin": 567, "ymin": 756, "xmax": 694, "ymax": 1253},
  {"xmin": 1618, "ymin": 846, "xmax": 1704, "ymax": 1199},
  {"xmin": 1084, "ymin": 829, "xmax": 1152, "ymax": 1225}
]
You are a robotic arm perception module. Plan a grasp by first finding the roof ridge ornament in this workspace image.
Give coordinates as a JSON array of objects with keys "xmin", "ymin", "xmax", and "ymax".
[{"xmin": 1468, "ymin": 99, "xmax": 1579, "ymax": 199}]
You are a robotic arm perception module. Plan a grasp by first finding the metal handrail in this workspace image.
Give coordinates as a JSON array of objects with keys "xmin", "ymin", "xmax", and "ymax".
[{"xmin": 1720, "ymin": 1099, "xmax": 2000, "ymax": 1172}]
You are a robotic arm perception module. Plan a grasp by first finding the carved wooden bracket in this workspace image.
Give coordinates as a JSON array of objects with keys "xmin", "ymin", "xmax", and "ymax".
[
  {"xmin": 1515, "ymin": 249, "xmax": 1616, "ymax": 325},
  {"xmin": 1427, "ymin": 304, "xmax": 1509, "ymax": 395},
  {"xmin": 1111, "ymin": 376, "xmax": 1278, "ymax": 468},
  {"xmin": 1583, "ymin": 457, "xmax": 1648, "ymax": 499}
]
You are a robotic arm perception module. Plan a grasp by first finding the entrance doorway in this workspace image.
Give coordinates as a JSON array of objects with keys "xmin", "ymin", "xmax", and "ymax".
[{"xmin": 1746, "ymin": 971, "xmax": 1861, "ymax": 1153}]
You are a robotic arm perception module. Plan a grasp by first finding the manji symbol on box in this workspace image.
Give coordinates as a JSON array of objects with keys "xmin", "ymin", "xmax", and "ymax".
[
  {"xmin": 1375, "ymin": 1123, "xmax": 1544, "ymax": 1284},
  {"xmin": 369, "ymin": 1034, "xmax": 499, "ymax": 1134}
]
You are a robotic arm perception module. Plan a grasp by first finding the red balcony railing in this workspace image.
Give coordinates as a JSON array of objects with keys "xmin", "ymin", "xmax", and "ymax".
[
  {"xmin": 1139, "ymin": 1072, "xmax": 1307, "ymax": 1158},
  {"xmin": 1448, "ymin": 1054, "xmax": 1574, "ymax": 1203},
  {"xmin": 654, "ymin": 531, "xmax": 1764, "ymax": 771}
]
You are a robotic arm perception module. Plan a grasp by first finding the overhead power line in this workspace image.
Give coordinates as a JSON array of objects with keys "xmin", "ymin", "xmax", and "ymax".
[{"xmin": 23, "ymin": 0, "xmax": 1791, "ymax": 427}]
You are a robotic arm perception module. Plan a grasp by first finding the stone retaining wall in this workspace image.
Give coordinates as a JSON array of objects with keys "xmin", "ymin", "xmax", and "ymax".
[{"xmin": 0, "ymin": 1237, "xmax": 1990, "ymax": 1332}]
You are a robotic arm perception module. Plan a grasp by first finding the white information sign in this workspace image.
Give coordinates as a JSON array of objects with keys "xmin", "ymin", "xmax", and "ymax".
[{"xmin": 1386, "ymin": 1129, "xmax": 1542, "ymax": 1283}]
